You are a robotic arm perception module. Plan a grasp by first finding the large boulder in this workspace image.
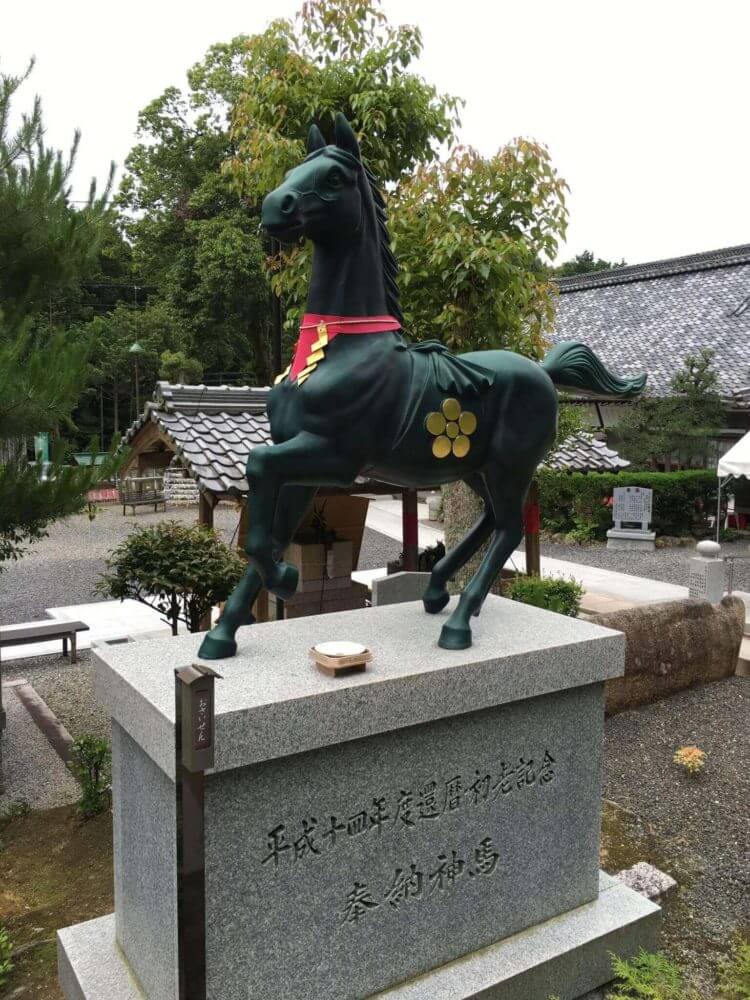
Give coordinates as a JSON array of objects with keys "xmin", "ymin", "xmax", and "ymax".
[{"xmin": 591, "ymin": 596, "xmax": 744, "ymax": 714}]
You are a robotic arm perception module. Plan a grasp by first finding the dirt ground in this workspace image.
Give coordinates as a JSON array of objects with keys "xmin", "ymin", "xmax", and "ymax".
[{"xmin": 0, "ymin": 805, "xmax": 113, "ymax": 1000}]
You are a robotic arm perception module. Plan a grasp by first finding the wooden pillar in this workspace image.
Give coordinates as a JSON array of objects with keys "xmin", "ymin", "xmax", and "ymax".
[
  {"xmin": 402, "ymin": 489, "xmax": 419, "ymax": 572},
  {"xmin": 523, "ymin": 479, "xmax": 541, "ymax": 576},
  {"xmin": 198, "ymin": 491, "xmax": 214, "ymax": 529},
  {"xmin": 198, "ymin": 493, "xmax": 215, "ymax": 631}
]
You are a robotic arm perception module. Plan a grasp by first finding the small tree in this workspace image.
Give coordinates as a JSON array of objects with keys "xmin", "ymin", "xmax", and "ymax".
[
  {"xmin": 98, "ymin": 521, "xmax": 246, "ymax": 634},
  {"xmin": 160, "ymin": 349, "xmax": 204, "ymax": 385},
  {"xmin": 613, "ymin": 349, "xmax": 725, "ymax": 470},
  {"xmin": 69, "ymin": 736, "xmax": 111, "ymax": 817},
  {"xmin": 0, "ymin": 61, "xmax": 118, "ymax": 568},
  {"xmin": 391, "ymin": 143, "xmax": 567, "ymax": 357},
  {"xmin": 553, "ymin": 249, "xmax": 625, "ymax": 277}
]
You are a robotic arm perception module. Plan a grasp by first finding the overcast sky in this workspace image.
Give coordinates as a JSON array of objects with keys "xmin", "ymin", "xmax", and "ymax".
[{"xmin": 5, "ymin": 0, "xmax": 750, "ymax": 264}]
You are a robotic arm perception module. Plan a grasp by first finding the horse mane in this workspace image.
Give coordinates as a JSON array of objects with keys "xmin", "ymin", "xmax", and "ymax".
[
  {"xmin": 362, "ymin": 162, "xmax": 403, "ymax": 325},
  {"xmin": 303, "ymin": 145, "xmax": 403, "ymax": 324}
]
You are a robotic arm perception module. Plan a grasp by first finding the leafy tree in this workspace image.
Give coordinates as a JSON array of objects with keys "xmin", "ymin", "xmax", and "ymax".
[
  {"xmin": 160, "ymin": 349, "xmax": 204, "ymax": 384},
  {"xmin": 612, "ymin": 349, "xmax": 725, "ymax": 470},
  {"xmin": 0, "ymin": 61, "xmax": 117, "ymax": 568},
  {"xmin": 224, "ymin": 0, "xmax": 460, "ymax": 334},
  {"xmin": 0, "ymin": 62, "xmax": 113, "ymax": 323},
  {"xmin": 554, "ymin": 249, "xmax": 625, "ymax": 277},
  {"xmin": 98, "ymin": 521, "xmax": 247, "ymax": 634},
  {"xmin": 390, "ymin": 143, "xmax": 567, "ymax": 356},
  {"xmin": 554, "ymin": 399, "xmax": 587, "ymax": 447},
  {"xmin": 117, "ymin": 42, "xmax": 273, "ymax": 382},
  {"xmin": 79, "ymin": 300, "xmax": 185, "ymax": 438}
]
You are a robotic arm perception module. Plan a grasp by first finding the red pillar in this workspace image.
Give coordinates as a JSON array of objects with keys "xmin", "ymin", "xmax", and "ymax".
[
  {"xmin": 523, "ymin": 479, "xmax": 541, "ymax": 576},
  {"xmin": 402, "ymin": 489, "xmax": 419, "ymax": 572}
]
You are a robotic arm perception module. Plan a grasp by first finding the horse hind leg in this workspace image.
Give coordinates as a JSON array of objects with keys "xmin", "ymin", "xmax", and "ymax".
[
  {"xmin": 438, "ymin": 469, "xmax": 529, "ymax": 651},
  {"xmin": 423, "ymin": 474, "xmax": 494, "ymax": 614}
]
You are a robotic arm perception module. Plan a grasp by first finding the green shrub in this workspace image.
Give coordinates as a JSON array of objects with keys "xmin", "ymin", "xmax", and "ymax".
[
  {"xmin": 538, "ymin": 469, "xmax": 716, "ymax": 541},
  {"xmin": 605, "ymin": 950, "xmax": 699, "ymax": 999},
  {"xmin": 69, "ymin": 736, "xmax": 111, "ymax": 818},
  {"xmin": 0, "ymin": 924, "xmax": 13, "ymax": 987},
  {"xmin": 717, "ymin": 938, "xmax": 750, "ymax": 999},
  {"xmin": 98, "ymin": 520, "xmax": 246, "ymax": 634},
  {"xmin": 506, "ymin": 574, "xmax": 583, "ymax": 617}
]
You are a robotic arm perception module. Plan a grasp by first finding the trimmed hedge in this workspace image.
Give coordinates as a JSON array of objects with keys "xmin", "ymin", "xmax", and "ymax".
[
  {"xmin": 537, "ymin": 469, "xmax": 716, "ymax": 541},
  {"xmin": 506, "ymin": 574, "xmax": 583, "ymax": 617}
]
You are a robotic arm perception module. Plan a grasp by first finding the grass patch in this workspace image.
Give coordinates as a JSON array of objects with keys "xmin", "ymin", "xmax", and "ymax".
[{"xmin": 0, "ymin": 804, "xmax": 113, "ymax": 999}]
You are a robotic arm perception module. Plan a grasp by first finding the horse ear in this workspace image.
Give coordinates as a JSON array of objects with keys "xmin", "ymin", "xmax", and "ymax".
[
  {"xmin": 306, "ymin": 124, "xmax": 326, "ymax": 154},
  {"xmin": 334, "ymin": 112, "xmax": 361, "ymax": 161}
]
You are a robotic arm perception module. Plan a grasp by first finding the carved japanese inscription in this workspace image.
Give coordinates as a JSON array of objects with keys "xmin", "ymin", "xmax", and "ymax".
[
  {"xmin": 261, "ymin": 748, "xmax": 557, "ymax": 874},
  {"xmin": 341, "ymin": 835, "xmax": 500, "ymax": 926}
]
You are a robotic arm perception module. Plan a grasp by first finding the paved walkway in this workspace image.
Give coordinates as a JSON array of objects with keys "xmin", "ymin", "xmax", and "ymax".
[
  {"xmin": 1, "ymin": 599, "xmax": 170, "ymax": 661},
  {"xmin": 364, "ymin": 499, "xmax": 750, "ymax": 623}
]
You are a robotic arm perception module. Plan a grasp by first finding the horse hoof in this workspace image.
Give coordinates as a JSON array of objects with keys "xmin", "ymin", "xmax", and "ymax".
[
  {"xmin": 438, "ymin": 623, "xmax": 472, "ymax": 650},
  {"xmin": 198, "ymin": 632, "xmax": 237, "ymax": 660},
  {"xmin": 268, "ymin": 561, "xmax": 299, "ymax": 601},
  {"xmin": 423, "ymin": 588, "xmax": 450, "ymax": 614}
]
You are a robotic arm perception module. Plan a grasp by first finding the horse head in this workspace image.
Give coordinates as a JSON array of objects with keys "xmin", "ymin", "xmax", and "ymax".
[{"xmin": 261, "ymin": 113, "xmax": 366, "ymax": 246}]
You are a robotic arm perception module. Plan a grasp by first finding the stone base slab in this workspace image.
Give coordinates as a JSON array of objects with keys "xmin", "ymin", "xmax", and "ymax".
[
  {"xmin": 58, "ymin": 874, "xmax": 659, "ymax": 1000},
  {"xmin": 606, "ymin": 529, "xmax": 656, "ymax": 551}
]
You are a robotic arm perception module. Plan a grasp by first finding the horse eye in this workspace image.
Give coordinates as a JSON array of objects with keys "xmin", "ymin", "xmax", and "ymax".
[{"xmin": 328, "ymin": 168, "xmax": 344, "ymax": 188}]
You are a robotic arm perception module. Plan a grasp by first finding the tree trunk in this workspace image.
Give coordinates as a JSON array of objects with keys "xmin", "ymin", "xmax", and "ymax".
[
  {"xmin": 170, "ymin": 591, "xmax": 178, "ymax": 636},
  {"xmin": 251, "ymin": 320, "xmax": 273, "ymax": 385},
  {"xmin": 113, "ymin": 378, "xmax": 119, "ymax": 436}
]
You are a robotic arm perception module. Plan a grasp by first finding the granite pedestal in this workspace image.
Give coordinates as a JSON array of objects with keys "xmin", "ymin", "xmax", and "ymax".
[
  {"xmin": 58, "ymin": 595, "xmax": 658, "ymax": 1000},
  {"xmin": 605, "ymin": 528, "xmax": 656, "ymax": 551}
]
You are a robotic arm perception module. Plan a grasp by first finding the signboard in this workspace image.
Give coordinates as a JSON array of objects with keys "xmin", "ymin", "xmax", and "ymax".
[{"xmin": 612, "ymin": 486, "xmax": 653, "ymax": 530}]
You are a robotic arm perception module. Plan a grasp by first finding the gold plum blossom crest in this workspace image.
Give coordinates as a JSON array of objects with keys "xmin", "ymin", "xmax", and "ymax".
[{"xmin": 425, "ymin": 398, "xmax": 478, "ymax": 459}]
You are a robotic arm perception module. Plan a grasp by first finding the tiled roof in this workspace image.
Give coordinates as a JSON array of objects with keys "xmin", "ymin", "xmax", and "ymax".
[
  {"xmin": 554, "ymin": 244, "xmax": 750, "ymax": 398},
  {"xmin": 544, "ymin": 432, "xmax": 630, "ymax": 473},
  {"xmin": 123, "ymin": 382, "xmax": 272, "ymax": 496}
]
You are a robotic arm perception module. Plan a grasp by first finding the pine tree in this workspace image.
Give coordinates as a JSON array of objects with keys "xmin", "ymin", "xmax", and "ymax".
[{"xmin": 0, "ymin": 60, "xmax": 117, "ymax": 567}]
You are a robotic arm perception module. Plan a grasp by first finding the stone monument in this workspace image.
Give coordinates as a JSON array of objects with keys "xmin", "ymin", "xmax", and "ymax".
[
  {"xmin": 58, "ymin": 596, "xmax": 658, "ymax": 1000},
  {"xmin": 606, "ymin": 486, "xmax": 656, "ymax": 551},
  {"xmin": 371, "ymin": 570, "xmax": 432, "ymax": 606},
  {"xmin": 688, "ymin": 540, "xmax": 725, "ymax": 603}
]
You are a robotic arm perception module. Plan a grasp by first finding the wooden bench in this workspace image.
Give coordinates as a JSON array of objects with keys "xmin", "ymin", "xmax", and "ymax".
[
  {"xmin": 118, "ymin": 476, "xmax": 166, "ymax": 515},
  {"xmin": 0, "ymin": 619, "xmax": 90, "ymax": 664}
]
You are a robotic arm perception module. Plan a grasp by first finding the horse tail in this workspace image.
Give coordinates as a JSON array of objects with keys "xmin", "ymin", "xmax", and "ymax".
[{"xmin": 540, "ymin": 341, "xmax": 646, "ymax": 398}]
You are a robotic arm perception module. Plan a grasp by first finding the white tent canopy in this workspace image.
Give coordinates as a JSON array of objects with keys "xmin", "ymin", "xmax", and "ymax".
[{"xmin": 718, "ymin": 430, "xmax": 750, "ymax": 479}]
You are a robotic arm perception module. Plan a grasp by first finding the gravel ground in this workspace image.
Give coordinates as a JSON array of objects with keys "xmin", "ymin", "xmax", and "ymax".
[
  {"xmin": 0, "ymin": 503, "xmax": 400, "ymax": 626},
  {"xmin": 537, "ymin": 537, "xmax": 750, "ymax": 591},
  {"xmin": 0, "ymin": 684, "xmax": 80, "ymax": 812},
  {"xmin": 2, "ymin": 651, "xmax": 109, "ymax": 744},
  {"xmin": 602, "ymin": 677, "xmax": 749, "ymax": 992}
]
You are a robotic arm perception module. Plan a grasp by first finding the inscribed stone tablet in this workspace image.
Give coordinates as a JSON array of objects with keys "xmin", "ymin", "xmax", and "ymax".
[{"xmin": 203, "ymin": 684, "xmax": 603, "ymax": 1000}]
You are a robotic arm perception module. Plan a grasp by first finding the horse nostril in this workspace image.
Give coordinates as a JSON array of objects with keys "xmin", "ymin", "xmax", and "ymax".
[{"xmin": 280, "ymin": 193, "xmax": 297, "ymax": 215}]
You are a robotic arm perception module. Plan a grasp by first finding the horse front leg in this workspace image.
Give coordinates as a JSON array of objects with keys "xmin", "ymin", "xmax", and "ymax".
[
  {"xmin": 198, "ymin": 485, "xmax": 318, "ymax": 660},
  {"xmin": 244, "ymin": 432, "xmax": 359, "ymax": 599}
]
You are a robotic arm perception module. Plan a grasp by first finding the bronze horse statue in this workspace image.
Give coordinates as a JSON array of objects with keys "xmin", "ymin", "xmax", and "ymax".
[{"xmin": 199, "ymin": 113, "xmax": 645, "ymax": 659}]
